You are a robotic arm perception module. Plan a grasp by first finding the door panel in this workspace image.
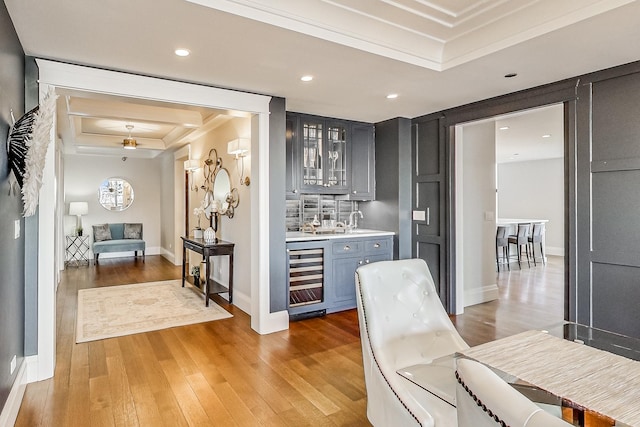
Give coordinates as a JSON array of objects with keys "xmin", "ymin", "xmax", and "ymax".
[{"xmin": 415, "ymin": 182, "xmax": 440, "ymax": 236}]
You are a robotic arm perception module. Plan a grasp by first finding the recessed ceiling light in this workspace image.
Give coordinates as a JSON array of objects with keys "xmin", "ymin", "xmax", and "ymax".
[
  {"xmin": 504, "ymin": 73, "xmax": 518, "ymax": 78},
  {"xmin": 513, "ymin": 153, "xmax": 519, "ymax": 156},
  {"xmin": 386, "ymin": 93, "xmax": 399, "ymax": 99},
  {"xmin": 542, "ymin": 134, "xmax": 552, "ymax": 138},
  {"xmin": 301, "ymin": 75, "xmax": 313, "ymax": 82},
  {"xmin": 175, "ymin": 48, "xmax": 190, "ymax": 57},
  {"xmin": 499, "ymin": 126, "xmax": 510, "ymax": 130}
]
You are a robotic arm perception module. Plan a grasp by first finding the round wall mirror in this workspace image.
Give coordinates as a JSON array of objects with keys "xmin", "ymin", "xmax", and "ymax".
[
  {"xmin": 98, "ymin": 178, "xmax": 134, "ymax": 211},
  {"xmin": 213, "ymin": 168, "xmax": 231, "ymax": 203}
]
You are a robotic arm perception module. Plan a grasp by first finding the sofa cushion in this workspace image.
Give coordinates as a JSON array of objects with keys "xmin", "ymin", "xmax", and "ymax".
[
  {"xmin": 124, "ymin": 223, "xmax": 142, "ymax": 239},
  {"xmin": 93, "ymin": 224, "xmax": 112, "ymax": 241}
]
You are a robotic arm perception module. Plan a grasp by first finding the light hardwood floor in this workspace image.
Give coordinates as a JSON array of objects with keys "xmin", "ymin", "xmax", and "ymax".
[{"xmin": 15, "ymin": 255, "xmax": 564, "ymax": 426}]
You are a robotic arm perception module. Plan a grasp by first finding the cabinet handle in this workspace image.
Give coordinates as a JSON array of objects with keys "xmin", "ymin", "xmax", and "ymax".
[
  {"xmin": 358, "ymin": 260, "xmax": 363, "ymax": 265},
  {"xmin": 293, "ymin": 189, "xmax": 298, "ymax": 193},
  {"xmin": 352, "ymin": 190, "xmax": 357, "ymax": 194},
  {"xmin": 344, "ymin": 245, "xmax": 351, "ymax": 251},
  {"xmin": 374, "ymin": 243, "xmax": 380, "ymax": 248},
  {"xmin": 365, "ymin": 259, "xmax": 370, "ymax": 264}
]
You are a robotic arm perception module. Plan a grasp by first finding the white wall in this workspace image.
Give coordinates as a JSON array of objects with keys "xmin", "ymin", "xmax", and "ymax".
[
  {"xmin": 460, "ymin": 121, "xmax": 499, "ymax": 307},
  {"xmin": 63, "ymin": 155, "xmax": 162, "ymax": 258},
  {"xmin": 185, "ymin": 117, "xmax": 252, "ymax": 312},
  {"xmin": 159, "ymin": 153, "xmax": 176, "ymax": 262},
  {"xmin": 498, "ymin": 158, "xmax": 564, "ymax": 255}
]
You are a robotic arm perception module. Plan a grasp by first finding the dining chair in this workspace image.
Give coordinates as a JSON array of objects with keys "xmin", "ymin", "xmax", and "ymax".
[
  {"xmin": 508, "ymin": 223, "xmax": 531, "ymax": 268},
  {"xmin": 496, "ymin": 226, "xmax": 510, "ymax": 272},
  {"xmin": 528, "ymin": 222, "xmax": 546, "ymax": 266},
  {"xmin": 456, "ymin": 358, "xmax": 572, "ymax": 427},
  {"xmin": 355, "ymin": 258, "xmax": 469, "ymax": 426}
]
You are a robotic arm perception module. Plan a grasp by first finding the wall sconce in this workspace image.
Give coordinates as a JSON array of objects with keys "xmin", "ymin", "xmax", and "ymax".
[
  {"xmin": 69, "ymin": 201, "xmax": 88, "ymax": 236},
  {"xmin": 183, "ymin": 144, "xmax": 200, "ymax": 192},
  {"xmin": 227, "ymin": 138, "xmax": 250, "ymax": 186}
]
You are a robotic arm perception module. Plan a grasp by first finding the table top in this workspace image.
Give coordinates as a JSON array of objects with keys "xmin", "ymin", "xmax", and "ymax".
[
  {"xmin": 398, "ymin": 323, "xmax": 640, "ymax": 426},
  {"xmin": 181, "ymin": 236, "xmax": 234, "ymax": 248},
  {"xmin": 496, "ymin": 218, "xmax": 549, "ymax": 226}
]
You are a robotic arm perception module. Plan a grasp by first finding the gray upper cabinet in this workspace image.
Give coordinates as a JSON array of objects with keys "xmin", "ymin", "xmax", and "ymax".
[
  {"xmin": 347, "ymin": 123, "xmax": 376, "ymax": 200},
  {"xmin": 285, "ymin": 115, "xmax": 299, "ymax": 198},
  {"xmin": 286, "ymin": 112, "xmax": 375, "ymax": 199}
]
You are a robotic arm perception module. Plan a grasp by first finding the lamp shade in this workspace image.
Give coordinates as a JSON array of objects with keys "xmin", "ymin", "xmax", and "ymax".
[
  {"xmin": 227, "ymin": 138, "xmax": 250, "ymax": 156},
  {"xmin": 69, "ymin": 201, "xmax": 88, "ymax": 216}
]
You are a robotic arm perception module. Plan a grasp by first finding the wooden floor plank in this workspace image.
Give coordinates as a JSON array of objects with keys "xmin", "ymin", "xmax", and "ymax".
[{"xmin": 15, "ymin": 254, "xmax": 564, "ymax": 427}]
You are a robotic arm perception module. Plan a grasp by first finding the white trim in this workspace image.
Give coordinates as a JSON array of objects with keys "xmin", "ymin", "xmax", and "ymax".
[
  {"xmin": 454, "ymin": 126, "xmax": 464, "ymax": 314},
  {"xmin": 464, "ymin": 284, "xmax": 499, "ymax": 307},
  {"xmin": 231, "ymin": 289, "xmax": 251, "ymax": 315},
  {"xmin": 35, "ymin": 59, "xmax": 286, "ymax": 384},
  {"xmin": 160, "ymin": 247, "xmax": 176, "ymax": 264},
  {"xmin": 545, "ymin": 246, "xmax": 564, "ymax": 257},
  {"xmin": 0, "ymin": 359, "xmax": 29, "ymax": 427}
]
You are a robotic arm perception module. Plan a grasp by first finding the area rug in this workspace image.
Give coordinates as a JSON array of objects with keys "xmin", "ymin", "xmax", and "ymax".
[{"xmin": 76, "ymin": 279, "xmax": 232, "ymax": 343}]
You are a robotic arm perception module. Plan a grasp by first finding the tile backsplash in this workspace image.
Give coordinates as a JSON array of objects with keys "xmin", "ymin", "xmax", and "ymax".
[{"xmin": 286, "ymin": 195, "xmax": 359, "ymax": 232}]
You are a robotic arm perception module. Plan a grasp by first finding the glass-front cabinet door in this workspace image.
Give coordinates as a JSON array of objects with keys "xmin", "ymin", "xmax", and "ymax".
[{"xmin": 299, "ymin": 115, "xmax": 349, "ymax": 194}]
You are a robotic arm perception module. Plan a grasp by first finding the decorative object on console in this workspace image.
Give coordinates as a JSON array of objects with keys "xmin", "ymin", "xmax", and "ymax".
[
  {"xmin": 69, "ymin": 201, "xmax": 89, "ymax": 236},
  {"xmin": 190, "ymin": 265, "xmax": 200, "ymax": 285},
  {"xmin": 227, "ymin": 137, "xmax": 251, "ymax": 186},
  {"xmin": 203, "ymin": 226, "xmax": 216, "ymax": 243}
]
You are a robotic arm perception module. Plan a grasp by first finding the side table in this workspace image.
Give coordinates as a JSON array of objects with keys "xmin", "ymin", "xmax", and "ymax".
[{"xmin": 66, "ymin": 235, "xmax": 90, "ymax": 267}]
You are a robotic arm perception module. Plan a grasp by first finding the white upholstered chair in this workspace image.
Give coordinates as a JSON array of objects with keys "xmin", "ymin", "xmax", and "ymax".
[
  {"xmin": 455, "ymin": 358, "xmax": 572, "ymax": 427},
  {"xmin": 355, "ymin": 258, "xmax": 469, "ymax": 426}
]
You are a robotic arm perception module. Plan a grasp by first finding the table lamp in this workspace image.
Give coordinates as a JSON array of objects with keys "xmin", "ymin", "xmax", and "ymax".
[{"xmin": 69, "ymin": 201, "xmax": 88, "ymax": 236}]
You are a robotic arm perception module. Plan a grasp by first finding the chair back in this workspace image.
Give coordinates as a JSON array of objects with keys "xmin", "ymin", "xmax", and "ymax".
[
  {"xmin": 355, "ymin": 258, "xmax": 469, "ymax": 426},
  {"xmin": 496, "ymin": 226, "xmax": 509, "ymax": 246},
  {"xmin": 515, "ymin": 223, "xmax": 530, "ymax": 244},
  {"xmin": 531, "ymin": 222, "xmax": 544, "ymax": 243},
  {"xmin": 456, "ymin": 358, "xmax": 571, "ymax": 427}
]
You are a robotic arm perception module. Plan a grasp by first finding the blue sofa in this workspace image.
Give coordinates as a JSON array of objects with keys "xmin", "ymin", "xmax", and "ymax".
[{"xmin": 92, "ymin": 223, "xmax": 145, "ymax": 263}]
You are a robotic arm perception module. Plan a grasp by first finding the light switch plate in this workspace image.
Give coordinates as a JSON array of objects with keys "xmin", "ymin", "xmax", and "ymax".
[
  {"xmin": 412, "ymin": 210, "xmax": 426, "ymax": 221},
  {"xmin": 14, "ymin": 220, "xmax": 20, "ymax": 239}
]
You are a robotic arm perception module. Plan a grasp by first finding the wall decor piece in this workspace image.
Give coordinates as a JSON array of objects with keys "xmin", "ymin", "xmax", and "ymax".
[
  {"xmin": 22, "ymin": 88, "xmax": 58, "ymax": 216},
  {"xmin": 98, "ymin": 177, "xmax": 135, "ymax": 211}
]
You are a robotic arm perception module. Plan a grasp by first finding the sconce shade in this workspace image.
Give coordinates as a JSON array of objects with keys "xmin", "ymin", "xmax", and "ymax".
[
  {"xmin": 184, "ymin": 159, "xmax": 200, "ymax": 171},
  {"xmin": 69, "ymin": 201, "xmax": 89, "ymax": 216},
  {"xmin": 227, "ymin": 138, "xmax": 250, "ymax": 157}
]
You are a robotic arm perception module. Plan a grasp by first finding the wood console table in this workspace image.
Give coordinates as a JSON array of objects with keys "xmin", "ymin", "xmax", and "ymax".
[{"xmin": 181, "ymin": 236, "xmax": 234, "ymax": 306}]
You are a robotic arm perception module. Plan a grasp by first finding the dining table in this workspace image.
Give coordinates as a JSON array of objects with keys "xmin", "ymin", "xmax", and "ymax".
[{"xmin": 397, "ymin": 322, "xmax": 640, "ymax": 427}]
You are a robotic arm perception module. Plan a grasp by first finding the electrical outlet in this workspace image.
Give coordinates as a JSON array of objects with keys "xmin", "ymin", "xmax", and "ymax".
[
  {"xmin": 169, "ymin": 243, "xmax": 172, "ymax": 249},
  {"xmin": 14, "ymin": 220, "xmax": 20, "ymax": 239},
  {"xmin": 10, "ymin": 355, "xmax": 16, "ymax": 375}
]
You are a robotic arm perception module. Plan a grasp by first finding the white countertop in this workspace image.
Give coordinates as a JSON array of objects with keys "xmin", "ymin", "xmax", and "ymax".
[
  {"xmin": 497, "ymin": 218, "xmax": 549, "ymax": 226},
  {"xmin": 286, "ymin": 229, "xmax": 395, "ymax": 242}
]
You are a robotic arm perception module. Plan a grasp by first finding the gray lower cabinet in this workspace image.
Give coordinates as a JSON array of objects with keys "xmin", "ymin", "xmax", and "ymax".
[{"xmin": 287, "ymin": 236, "xmax": 393, "ymax": 318}]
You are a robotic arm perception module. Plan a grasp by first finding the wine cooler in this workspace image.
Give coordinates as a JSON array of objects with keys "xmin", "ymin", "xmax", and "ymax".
[{"xmin": 287, "ymin": 241, "xmax": 328, "ymax": 319}]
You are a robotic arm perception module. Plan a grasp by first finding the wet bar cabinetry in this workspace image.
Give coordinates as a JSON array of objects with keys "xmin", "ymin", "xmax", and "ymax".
[
  {"xmin": 286, "ymin": 112, "xmax": 375, "ymax": 200},
  {"xmin": 286, "ymin": 232, "xmax": 393, "ymax": 319}
]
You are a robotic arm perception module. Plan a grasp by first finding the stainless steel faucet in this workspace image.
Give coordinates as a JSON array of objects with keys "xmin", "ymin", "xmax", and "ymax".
[{"xmin": 348, "ymin": 210, "xmax": 364, "ymax": 230}]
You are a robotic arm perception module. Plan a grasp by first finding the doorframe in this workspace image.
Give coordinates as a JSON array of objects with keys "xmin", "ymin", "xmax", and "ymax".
[
  {"xmin": 412, "ymin": 79, "xmax": 579, "ymax": 314},
  {"xmin": 32, "ymin": 59, "xmax": 288, "ymax": 381}
]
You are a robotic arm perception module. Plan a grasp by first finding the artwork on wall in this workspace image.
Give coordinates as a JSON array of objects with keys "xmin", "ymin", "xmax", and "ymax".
[{"xmin": 6, "ymin": 87, "xmax": 58, "ymax": 216}]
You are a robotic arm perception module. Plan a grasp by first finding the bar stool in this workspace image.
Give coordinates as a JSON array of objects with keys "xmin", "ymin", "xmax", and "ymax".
[
  {"xmin": 508, "ymin": 223, "xmax": 531, "ymax": 269},
  {"xmin": 528, "ymin": 222, "xmax": 546, "ymax": 266},
  {"xmin": 496, "ymin": 226, "xmax": 510, "ymax": 272}
]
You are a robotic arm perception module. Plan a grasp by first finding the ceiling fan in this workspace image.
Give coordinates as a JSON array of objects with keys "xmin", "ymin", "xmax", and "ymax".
[{"xmin": 122, "ymin": 124, "xmax": 137, "ymax": 150}]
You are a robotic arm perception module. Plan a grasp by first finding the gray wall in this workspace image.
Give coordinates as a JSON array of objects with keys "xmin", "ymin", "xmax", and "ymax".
[
  {"xmin": 362, "ymin": 117, "xmax": 412, "ymax": 259},
  {"xmin": 0, "ymin": 0, "xmax": 26, "ymax": 409},
  {"xmin": 269, "ymin": 97, "xmax": 287, "ymax": 312}
]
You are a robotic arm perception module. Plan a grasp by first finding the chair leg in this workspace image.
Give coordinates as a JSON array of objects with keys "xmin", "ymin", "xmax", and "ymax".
[
  {"xmin": 516, "ymin": 244, "xmax": 521, "ymax": 269},
  {"xmin": 504, "ymin": 247, "xmax": 510, "ymax": 271},
  {"xmin": 531, "ymin": 242, "xmax": 537, "ymax": 266},
  {"xmin": 496, "ymin": 245, "xmax": 500, "ymax": 272},
  {"xmin": 525, "ymin": 244, "xmax": 531, "ymax": 267},
  {"xmin": 539, "ymin": 242, "xmax": 545, "ymax": 265}
]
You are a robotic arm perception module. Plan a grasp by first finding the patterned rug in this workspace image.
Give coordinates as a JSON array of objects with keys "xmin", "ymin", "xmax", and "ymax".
[{"xmin": 76, "ymin": 279, "xmax": 232, "ymax": 343}]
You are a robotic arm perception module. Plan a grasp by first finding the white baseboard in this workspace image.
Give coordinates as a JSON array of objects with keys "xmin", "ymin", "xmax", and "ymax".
[
  {"xmin": 160, "ymin": 247, "xmax": 175, "ymax": 264},
  {"xmin": 545, "ymin": 246, "xmax": 564, "ymax": 257},
  {"xmin": 464, "ymin": 284, "xmax": 499, "ymax": 307},
  {"xmin": 0, "ymin": 356, "xmax": 32, "ymax": 427},
  {"xmin": 231, "ymin": 290, "xmax": 251, "ymax": 315}
]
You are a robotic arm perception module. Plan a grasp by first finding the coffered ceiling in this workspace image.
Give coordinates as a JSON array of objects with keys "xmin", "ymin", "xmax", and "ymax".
[{"xmin": 5, "ymin": 0, "xmax": 640, "ymax": 157}]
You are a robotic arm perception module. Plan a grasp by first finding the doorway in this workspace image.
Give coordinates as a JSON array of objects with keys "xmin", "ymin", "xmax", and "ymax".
[{"xmin": 454, "ymin": 104, "xmax": 565, "ymax": 316}]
